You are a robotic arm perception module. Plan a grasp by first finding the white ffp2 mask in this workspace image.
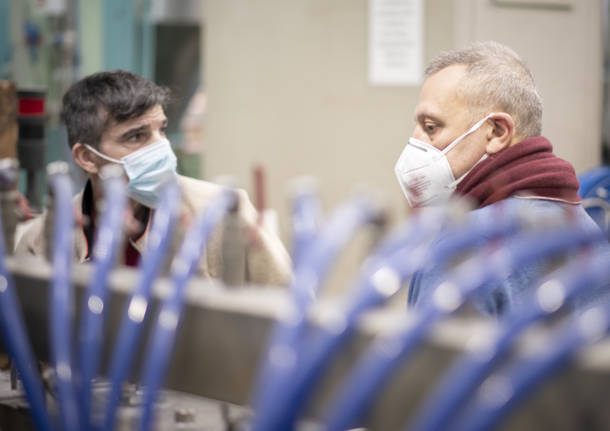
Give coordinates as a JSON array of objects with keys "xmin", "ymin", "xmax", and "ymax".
[{"xmin": 394, "ymin": 113, "xmax": 494, "ymax": 207}]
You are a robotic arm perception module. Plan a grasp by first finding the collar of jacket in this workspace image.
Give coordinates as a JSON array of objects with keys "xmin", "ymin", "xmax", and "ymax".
[{"xmin": 76, "ymin": 180, "xmax": 151, "ymax": 263}]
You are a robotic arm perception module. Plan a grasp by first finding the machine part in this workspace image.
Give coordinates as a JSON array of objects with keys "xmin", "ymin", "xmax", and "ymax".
[
  {"xmin": 581, "ymin": 197, "xmax": 610, "ymax": 232},
  {"xmin": 0, "ymin": 81, "xmax": 18, "ymax": 159},
  {"xmin": 77, "ymin": 165, "xmax": 127, "ymax": 428},
  {"xmin": 103, "ymin": 179, "xmax": 182, "ymax": 431},
  {"xmin": 3, "ymin": 255, "xmax": 610, "ymax": 429},
  {"xmin": 220, "ymin": 200, "xmax": 246, "ymax": 287},
  {"xmin": 151, "ymin": 0, "xmax": 204, "ymax": 24},
  {"xmin": 138, "ymin": 188, "xmax": 238, "ymax": 431},
  {"xmin": 9, "ymin": 363, "xmax": 17, "ymax": 390},
  {"xmin": 253, "ymin": 165, "xmax": 265, "ymax": 216},
  {"xmin": 578, "ymin": 166, "xmax": 610, "ymax": 198},
  {"xmin": 0, "ymin": 372, "xmax": 253, "ymax": 431},
  {"xmin": 0, "ymin": 158, "xmax": 21, "ymax": 253},
  {"xmin": 289, "ymin": 178, "xmax": 321, "ymax": 270},
  {"xmin": 42, "ymin": 184, "xmax": 54, "ymax": 262},
  {"xmin": 17, "ymin": 89, "xmax": 46, "ymax": 213}
]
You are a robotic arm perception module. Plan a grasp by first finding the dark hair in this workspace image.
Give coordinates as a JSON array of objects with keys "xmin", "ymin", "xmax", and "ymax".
[{"xmin": 61, "ymin": 70, "xmax": 170, "ymax": 148}]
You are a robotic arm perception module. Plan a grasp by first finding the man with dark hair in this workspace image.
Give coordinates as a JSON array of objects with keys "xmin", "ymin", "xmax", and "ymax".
[
  {"xmin": 15, "ymin": 70, "xmax": 292, "ymax": 285},
  {"xmin": 398, "ymin": 41, "xmax": 609, "ymax": 315}
]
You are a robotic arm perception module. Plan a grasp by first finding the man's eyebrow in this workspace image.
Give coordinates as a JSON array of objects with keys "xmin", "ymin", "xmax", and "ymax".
[
  {"xmin": 415, "ymin": 112, "xmax": 442, "ymax": 124},
  {"xmin": 118, "ymin": 124, "xmax": 149, "ymax": 140}
]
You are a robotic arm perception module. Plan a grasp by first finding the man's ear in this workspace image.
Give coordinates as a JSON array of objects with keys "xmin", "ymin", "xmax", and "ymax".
[
  {"xmin": 485, "ymin": 113, "xmax": 515, "ymax": 154},
  {"xmin": 72, "ymin": 143, "xmax": 99, "ymax": 174}
]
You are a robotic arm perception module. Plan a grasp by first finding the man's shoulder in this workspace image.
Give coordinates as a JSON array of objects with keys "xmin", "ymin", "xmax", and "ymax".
[
  {"xmin": 175, "ymin": 175, "xmax": 291, "ymax": 285},
  {"xmin": 472, "ymin": 197, "xmax": 591, "ymax": 227},
  {"xmin": 177, "ymin": 174, "xmax": 220, "ymax": 193},
  {"xmin": 473, "ymin": 196, "xmax": 569, "ymax": 213},
  {"xmin": 15, "ymin": 189, "xmax": 85, "ymax": 257},
  {"xmin": 176, "ymin": 174, "xmax": 256, "ymax": 217},
  {"xmin": 176, "ymin": 174, "xmax": 243, "ymax": 204},
  {"xmin": 14, "ymin": 214, "xmax": 46, "ymax": 256}
]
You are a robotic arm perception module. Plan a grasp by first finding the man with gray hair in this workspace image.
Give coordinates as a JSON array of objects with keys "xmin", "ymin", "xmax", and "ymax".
[{"xmin": 398, "ymin": 41, "xmax": 607, "ymax": 315}]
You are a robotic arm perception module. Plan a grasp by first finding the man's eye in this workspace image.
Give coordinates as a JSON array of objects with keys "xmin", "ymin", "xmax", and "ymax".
[
  {"xmin": 128, "ymin": 133, "xmax": 144, "ymax": 142},
  {"xmin": 424, "ymin": 124, "xmax": 437, "ymax": 133}
]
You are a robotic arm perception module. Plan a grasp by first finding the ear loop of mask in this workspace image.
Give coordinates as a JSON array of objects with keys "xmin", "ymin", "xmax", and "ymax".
[
  {"xmin": 447, "ymin": 153, "xmax": 489, "ymax": 190},
  {"xmin": 441, "ymin": 113, "xmax": 496, "ymax": 156},
  {"xmin": 83, "ymin": 144, "xmax": 125, "ymax": 165},
  {"xmin": 444, "ymin": 113, "xmax": 495, "ymax": 190}
]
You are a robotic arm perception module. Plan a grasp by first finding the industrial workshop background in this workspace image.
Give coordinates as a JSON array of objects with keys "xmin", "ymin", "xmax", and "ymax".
[
  {"xmin": 2, "ymin": 1, "xmax": 610, "ymax": 430},
  {"xmin": 1, "ymin": 0, "xmax": 604, "ymax": 221},
  {"xmin": 3, "ymin": 0, "xmax": 605, "ymax": 292}
]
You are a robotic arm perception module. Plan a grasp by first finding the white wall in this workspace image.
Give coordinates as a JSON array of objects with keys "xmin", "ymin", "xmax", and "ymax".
[
  {"xmin": 204, "ymin": 0, "xmax": 456, "ymax": 228},
  {"xmin": 455, "ymin": 0, "xmax": 603, "ymax": 173}
]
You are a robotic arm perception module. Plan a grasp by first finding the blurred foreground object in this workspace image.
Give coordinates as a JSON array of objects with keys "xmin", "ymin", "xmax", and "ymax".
[{"xmin": 0, "ymin": 81, "xmax": 18, "ymax": 159}]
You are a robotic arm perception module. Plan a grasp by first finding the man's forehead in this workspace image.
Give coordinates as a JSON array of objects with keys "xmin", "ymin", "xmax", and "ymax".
[
  {"xmin": 415, "ymin": 65, "xmax": 468, "ymax": 121},
  {"xmin": 414, "ymin": 104, "xmax": 444, "ymax": 122},
  {"xmin": 108, "ymin": 105, "xmax": 167, "ymax": 134}
]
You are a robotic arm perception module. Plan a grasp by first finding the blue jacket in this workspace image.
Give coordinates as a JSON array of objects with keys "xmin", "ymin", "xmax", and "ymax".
[{"xmin": 407, "ymin": 197, "xmax": 610, "ymax": 317}]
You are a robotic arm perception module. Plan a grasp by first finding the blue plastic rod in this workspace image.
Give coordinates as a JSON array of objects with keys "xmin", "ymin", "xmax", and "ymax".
[
  {"xmin": 407, "ymin": 251, "xmax": 610, "ymax": 431},
  {"xmin": 250, "ymin": 196, "xmax": 383, "ymax": 431},
  {"xmin": 455, "ymin": 296, "xmax": 610, "ymax": 431},
  {"xmin": 0, "ymin": 200, "xmax": 54, "ymax": 431},
  {"xmin": 290, "ymin": 180, "xmax": 320, "ymax": 270},
  {"xmin": 77, "ymin": 166, "xmax": 127, "ymax": 429},
  {"xmin": 264, "ymin": 205, "xmax": 520, "ymax": 430},
  {"xmin": 257, "ymin": 207, "xmax": 460, "ymax": 430},
  {"xmin": 323, "ymin": 225, "xmax": 605, "ymax": 431},
  {"xmin": 102, "ymin": 180, "xmax": 181, "ymax": 431},
  {"xmin": 137, "ymin": 188, "xmax": 237, "ymax": 431},
  {"xmin": 48, "ymin": 163, "xmax": 80, "ymax": 431}
]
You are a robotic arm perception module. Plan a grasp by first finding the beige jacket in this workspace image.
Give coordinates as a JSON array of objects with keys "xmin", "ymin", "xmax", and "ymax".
[{"xmin": 15, "ymin": 175, "xmax": 292, "ymax": 286}]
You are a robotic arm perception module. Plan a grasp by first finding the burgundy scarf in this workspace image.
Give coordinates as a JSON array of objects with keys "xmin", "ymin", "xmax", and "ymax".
[{"xmin": 455, "ymin": 136, "xmax": 581, "ymax": 209}]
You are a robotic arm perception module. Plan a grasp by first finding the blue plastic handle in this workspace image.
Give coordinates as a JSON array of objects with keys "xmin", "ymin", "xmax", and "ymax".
[
  {"xmin": 0, "ymin": 202, "xmax": 54, "ymax": 431},
  {"xmin": 323, "ymin": 225, "xmax": 605, "ymax": 431},
  {"xmin": 264, "ymin": 205, "xmax": 518, "ymax": 430},
  {"xmin": 250, "ymin": 196, "xmax": 381, "ymax": 431},
  {"xmin": 406, "ymin": 251, "xmax": 610, "ymax": 431},
  {"xmin": 102, "ymin": 180, "xmax": 181, "ymax": 431},
  {"xmin": 137, "ymin": 188, "xmax": 237, "ymax": 431},
  {"xmin": 290, "ymin": 186, "xmax": 321, "ymax": 270},
  {"xmin": 48, "ymin": 167, "xmax": 80, "ymax": 431},
  {"xmin": 455, "ymin": 298, "xmax": 610, "ymax": 431},
  {"xmin": 77, "ymin": 172, "xmax": 127, "ymax": 429}
]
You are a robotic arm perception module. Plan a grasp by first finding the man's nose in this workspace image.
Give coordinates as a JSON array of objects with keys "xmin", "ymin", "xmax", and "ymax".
[
  {"xmin": 150, "ymin": 130, "xmax": 165, "ymax": 143},
  {"xmin": 411, "ymin": 125, "xmax": 426, "ymax": 142}
]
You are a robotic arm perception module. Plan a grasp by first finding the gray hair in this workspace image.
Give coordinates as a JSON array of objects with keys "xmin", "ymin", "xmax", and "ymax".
[{"xmin": 425, "ymin": 41, "xmax": 543, "ymax": 138}]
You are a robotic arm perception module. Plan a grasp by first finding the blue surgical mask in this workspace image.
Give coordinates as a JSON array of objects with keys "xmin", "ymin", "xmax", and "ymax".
[{"xmin": 84, "ymin": 139, "xmax": 178, "ymax": 208}]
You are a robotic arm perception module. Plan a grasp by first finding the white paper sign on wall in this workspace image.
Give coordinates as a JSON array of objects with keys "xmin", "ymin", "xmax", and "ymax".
[{"xmin": 369, "ymin": 0, "xmax": 423, "ymax": 86}]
